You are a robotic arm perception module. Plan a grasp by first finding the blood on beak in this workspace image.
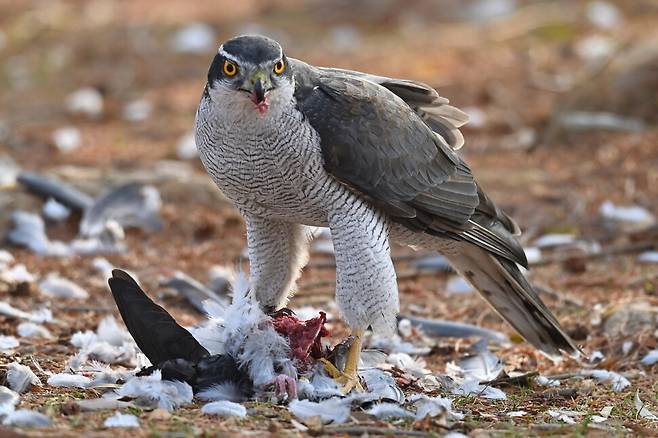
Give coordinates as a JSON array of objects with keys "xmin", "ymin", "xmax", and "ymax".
[{"xmin": 251, "ymin": 79, "xmax": 269, "ymax": 115}]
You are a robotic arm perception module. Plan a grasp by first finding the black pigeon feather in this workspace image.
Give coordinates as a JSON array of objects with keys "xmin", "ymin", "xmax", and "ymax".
[
  {"xmin": 108, "ymin": 269, "xmax": 209, "ymax": 365},
  {"xmin": 108, "ymin": 269, "xmax": 253, "ymax": 394}
]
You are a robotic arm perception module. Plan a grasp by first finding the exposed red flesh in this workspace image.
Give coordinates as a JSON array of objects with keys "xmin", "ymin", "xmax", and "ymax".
[{"xmin": 272, "ymin": 311, "xmax": 329, "ymax": 368}]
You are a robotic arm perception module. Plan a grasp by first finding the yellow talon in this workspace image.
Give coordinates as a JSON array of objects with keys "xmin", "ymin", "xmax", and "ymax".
[
  {"xmin": 319, "ymin": 358, "xmax": 342, "ymax": 378},
  {"xmin": 322, "ymin": 330, "xmax": 364, "ymax": 394}
]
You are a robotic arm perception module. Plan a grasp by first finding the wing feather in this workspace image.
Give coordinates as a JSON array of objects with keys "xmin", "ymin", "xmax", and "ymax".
[{"xmin": 293, "ymin": 59, "xmax": 526, "ymax": 267}]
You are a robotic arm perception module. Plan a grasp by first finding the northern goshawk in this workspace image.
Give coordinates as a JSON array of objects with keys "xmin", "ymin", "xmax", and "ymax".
[{"xmin": 195, "ymin": 35, "xmax": 580, "ymax": 392}]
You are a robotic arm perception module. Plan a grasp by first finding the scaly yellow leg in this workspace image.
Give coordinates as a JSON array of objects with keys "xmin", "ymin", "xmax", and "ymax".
[{"xmin": 322, "ymin": 329, "xmax": 364, "ymax": 394}]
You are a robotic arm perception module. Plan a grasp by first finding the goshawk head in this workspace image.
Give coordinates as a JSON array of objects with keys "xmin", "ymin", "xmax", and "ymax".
[{"xmin": 206, "ymin": 35, "xmax": 293, "ymax": 115}]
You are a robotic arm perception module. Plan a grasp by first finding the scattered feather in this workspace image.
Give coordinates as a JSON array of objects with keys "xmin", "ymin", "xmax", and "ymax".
[
  {"xmin": 103, "ymin": 412, "xmax": 140, "ymax": 428},
  {"xmin": 305, "ymin": 371, "xmax": 343, "ymax": 400},
  {"xmin": 76, "ymin": 397, "xmax": 135, "ymax": 411},
  {"xmin": 170, "ymin": 23, "xmax": 216, "ymax": 54},
  {"xmin": 52, "ymin": 126, "xmax": 82, "ymax": 152},
  {"xmin": 0, "ymin": 386, "xmax": 19, "ymax": 416},
  {"xmin": 117, "ymin": 371, "xmax": 193, "ymax": 411},
  {"xmin": 524, "ymin": 247, "xmax": 542, "ymax": 264},
  {"xmin": 196, "ymin": 383, "xmax": 245, "ymax": 402},
  {"xmin": 600, "ymin": 201, "xmax": 655, "ymax": 226},
  {"xmin": 96, "ymin": 316, "xmax": 133, "ymax": 346},
  {"xmin": 446, "ymin": 276, "xmax": 474, "ymax": 295},
  {"xmin": 207, "ymin": 265, "xmax": 235, "ymax": 297},
  {"xmin": 587, "ymin": 1, "xmax": 622, "ymax": 29},
  {"xmin": 288, "ymin": 398, "xmax": 351, "ymax": 424},
  {"xmin": 589, "ymin": 350, "xmax": 605, "ymax": 363},
  {"xmin": 580, "ymin": 369, "xmax": 630, "ymax": 392},
  {"xmin": 7, "ymin": 210, "xmax": 71, "ymax": 256},
  {"xmin": 622, "ymin": 341, "xmax": 633, "ymax": 356},
  {"xmin": 0, "ymin": 302, "xmax": 52, "ymax": 323},
  {"xmin": 548, "ymin": 409, "xmax": 582, "ymax": 424},
  {"xmin": 641, "ymin": 350, "xmax": 658, "ymax": 366},
  {"xmin": 507, "ymin": 410, "xmax": 527, "ymax": 417},
  {"xmin": 535, "ymin": 375, "xmax": 561, "ymax": 387},
  {"xmin": 635, "ymin": 390, "xmax": 658, "ymax": 420},
  {"xmin": 17, "ymin": 322, "xmax": 52, "ymax": 339},
  {"xmin": 366, "ymin": 403, "xmax": 414, "ymax": 419},
  {"xmin": 533, "ymin": 233, "xmax": 576, "ymax": 248},
  {"xmin": 0, "ymin": 250, "xmax": 14, "ymax": 268},
  {"xmin": 16, "ymin": 171, "xmax": 94, "ymax": 211},
  {"xmin": 359, "ymin": 368, "xmax": 404, "ymax": 403},
  {"xmin": 591, "ymin": 405, "xmax": 613, "ymax": 423},
  {"xmin": 402, "ymin": 315, "xmax": 509, "ymax": 344},
  {"xmin": 6, "ymin": 363, "xmax": 40, "ymax": 393},
  {"xmin": 39, "ymin": 274, "xmax": 89, "ymax": 299},
  {"xmin": 0, "ymin": 263, "xmax": 36, "ymax": 283},
  {"xmin": 42, "ymin": 197, "xmax": 71, "ymax": 221},
  {"xmin": 368, "ymin": 332, "xmax": 432, "ymax": 356},
  {"xmin": 47, "ymin": 373, "xmax": 91, "ymax": 388},
  {"xmin": 122, "ymin": 99, "xmax": 152, "ymax": 123},
  {"xmin": 92, "ymin": 257, "xmax": 115, "ymax": 280},
  {"xmin": 66, "ymin": 87, "xmax": 103, "ymax": 118},
  {"xmin": 2, "ymin": 409, "xmax": 52, "ymax": 427},
  {"xmin": 0, "ymin": 335, "xmax": 19, "ymax": 352},
  {"xmin": 411, "ymin": 394, "xmax": 464, "ymax": 421},
  {"xmin": 160, "ymin": 271, "xmax": 227, "ymax": 314},
  {"xmin": 201, "ymin": 400, "xmax": 247, "ymax": 418},
  {"xmin": 453, "ymin": 379, "xmax": 507, "ymax": 400},
  {"xmin": 638, "ymin": 251, "xmax": 658, "ymax": 264},
  {"xmin": 576, "ymin": 35, "xmax": 614, "ymax": 61},
  {"xmin": 0, "ymin": 155, "xmax": 19, "ymax": 188},
  {"xmin": 560, "ymin": 112, "xmax": 644, "ymax": 132},
  {"xmin": 80, "ymin": 184, "xmax": 162, "ymax": 237},
  {"xmin": 176, "ymin": 131, "xmax": 198, "ymax": 160},
  {"xmin": 455, "ymin": 348, "xmax": 504, "ymax": 381},
  {"xmin": 69, "ymin": 222, "xmax": 127, "ymax": 255},
  {"xmin": 386, "ymin": 353, "xmax": 429, "ymax": 378}
]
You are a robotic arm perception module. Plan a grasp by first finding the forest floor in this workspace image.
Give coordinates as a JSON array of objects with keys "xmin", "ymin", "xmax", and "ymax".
[{"xmin": 1, "ymin": 1, "xmax": 657, "ymax": 436}]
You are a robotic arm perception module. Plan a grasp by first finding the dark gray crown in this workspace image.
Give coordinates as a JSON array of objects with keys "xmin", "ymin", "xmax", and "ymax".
[{"xmin": 220, "ymin": 35, "xmax": 282, "ymax": 64}]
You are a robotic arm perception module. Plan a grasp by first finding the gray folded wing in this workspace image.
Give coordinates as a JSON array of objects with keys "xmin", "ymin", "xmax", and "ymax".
[{"xmin": 293, "ymin": 60, "xmax": 526, "ymax": 267}]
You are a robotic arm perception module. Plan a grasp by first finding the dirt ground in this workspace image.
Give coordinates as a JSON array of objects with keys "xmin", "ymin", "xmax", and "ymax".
[{"xmin": 1, "ymin": 0, "xmax": 658, "ymax": 436}]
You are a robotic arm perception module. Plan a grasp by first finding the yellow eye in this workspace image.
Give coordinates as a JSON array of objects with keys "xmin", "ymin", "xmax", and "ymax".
[
  {"xmin": 223, "ymin": 60, "xmax": 237, "ymax": 77},
  {"xmin": 273, "ymin": 60, "xmax": 285, "ymax": 75}
]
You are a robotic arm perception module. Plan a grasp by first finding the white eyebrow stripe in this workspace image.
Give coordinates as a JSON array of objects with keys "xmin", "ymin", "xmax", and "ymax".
[
  {"xmin": 218, "ymin": 43, "xmax": 284, "ymax": 67},
  {"xmin": 218, "ymin": 46, "xmax": 241, "ymax": 63}
]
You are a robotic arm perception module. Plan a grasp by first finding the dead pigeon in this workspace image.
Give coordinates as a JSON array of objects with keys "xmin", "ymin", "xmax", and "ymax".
[{"xmin": 108, "ymin": 270, "xmax": 248, "ymax": 394}]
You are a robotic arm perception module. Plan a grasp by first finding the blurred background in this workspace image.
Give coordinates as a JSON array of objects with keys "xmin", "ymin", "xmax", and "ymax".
[
  {"xmin": 1, "ymin": 0, "xmax": 658, "ymax": 393},
  {"xmin": 0, "ymin": 0, "xmax": 658, "ymax": 433}
]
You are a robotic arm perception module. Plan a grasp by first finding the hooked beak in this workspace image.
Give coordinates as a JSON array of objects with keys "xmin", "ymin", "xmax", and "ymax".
[
  {"xmin": 247, "ymin": 70, "xmax": 272, "ymax": 112},
  {"xmin": 253, "ymin": 78, "xmax": 267, "ymax": 104}
]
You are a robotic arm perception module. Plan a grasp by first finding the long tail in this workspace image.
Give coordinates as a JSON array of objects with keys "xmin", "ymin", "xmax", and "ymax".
[{"xmin": 445, "ymin": 242, "xmax": 581, "ymax": 358}]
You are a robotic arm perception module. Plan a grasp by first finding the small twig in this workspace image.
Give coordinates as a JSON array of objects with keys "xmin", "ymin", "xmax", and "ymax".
[
  {"xmin": 482, "ymin": 371, "xmax": 539, "ymax": 387},
  {"xmin": 543, "ymin": 373, "xmax": 582, "ymax": 381},
  {"xmin": 530, "ymin": 241, "xmax": 656, "ymax": 267}
]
